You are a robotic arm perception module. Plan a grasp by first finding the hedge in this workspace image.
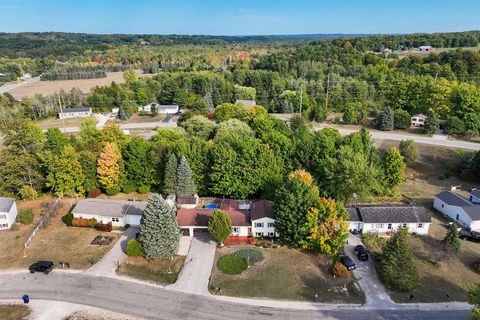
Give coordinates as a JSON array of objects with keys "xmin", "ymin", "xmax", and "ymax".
[
  {"xmin": 62, "ymin": 212, "xmax": 74, "ymax": 226},
  {"xmin": 126, "ymin": 239, "xmax": 144, "ymax": 257},
  {"xmin": 217, "ymin": 254, "xmax": 247, "ymax": 275},
  {"xmin": 122, "ymin": 183, "xmax": 136, "ymax": 194},
  {"xmin": 72, "ymin": 217, "xmax": 97, "ymax": 228},
  {"xmin": 16, "ymin": 208, "xmax": 34, "ymax": 225},
  {"xmin": 138, "ymin": 185, "xmax": 150, "ymax": 194}
]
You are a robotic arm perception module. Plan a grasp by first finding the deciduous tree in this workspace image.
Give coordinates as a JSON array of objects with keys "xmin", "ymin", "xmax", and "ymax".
[
  {"xmin": 97, "ymin": 142, "xmax": 122, "ymax": 192},
  {"xmin": 46, "ymin": 145, "xmax": 85, "ymax": 197}
]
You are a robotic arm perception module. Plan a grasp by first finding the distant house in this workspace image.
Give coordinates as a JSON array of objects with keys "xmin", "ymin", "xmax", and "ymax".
[
  {"xmin": 434, "ymin": 190, "xmax": 480, "ymax": 231},
  {"xmin": 346, "ymin": 205, "xmax": 431, "ymax": 235},
  {"xmin": 72, "ymin": 199, "xmax": 146, "ymax": 227},
  {"xmin": 235, "ymin": 100, "xmax": 256, "ymax": 107},
  {"xmin": 419, "ymin": 46, "xmax": 435, "ymax": 52},
  {"xmin": 176, "ymin": 199, "xmax": 277, "ymax": 237},
  {"xmin": 0, "ymin": 197, "xmax": 17, "ymax": 230},
  {"xmin": 138, "ymin": 103, "xmax": 179, "ymax": 114},
  {"xmin": 58, "ymin": 107, "xmax": 92, "ymax": 120},
  {"xmin": 411, "ymin": 113, "xmax": 428, "ymax": 127},
  {"xmin": 111, "ymin": 108, "xmax": 119, "ymax": 117}
]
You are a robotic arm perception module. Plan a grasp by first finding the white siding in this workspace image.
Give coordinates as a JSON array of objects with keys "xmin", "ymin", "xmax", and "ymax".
[
  {"xmin": 357, "ymin": 221, "xmax": 430, "ymax": 235},
  {"xmin": 433, "ymin": 197, "xmax": 475, "ymax": 230},
  {"xmin": 251, "ymin": 217, "xmax": 278, "ymax": 237},
  {"xmin": 0, "ymin": 202, "xmax": 17, "ymax": 230},
  {"xmin": 230, "ymin": 226, "xmax": 250, "ymax": 237},
  {"xmin": 126, "ymin": 214, "xmax": 142, "ymax": 226},
  {"xmin": 72, "ymin": 213, "xmax": 125, "ymax": 227}
]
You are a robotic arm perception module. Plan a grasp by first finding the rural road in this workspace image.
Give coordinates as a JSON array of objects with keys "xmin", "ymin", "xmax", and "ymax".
[
  {"xmin": 0, "ymin": 273, "xmax": 470, "ymax": 320},
  {"xmin": 0, "ymin": 77, "xmax": 40, "ymax": 95}
]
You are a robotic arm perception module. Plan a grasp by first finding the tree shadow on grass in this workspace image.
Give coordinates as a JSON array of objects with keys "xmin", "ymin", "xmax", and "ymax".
[{"xmin": 297, "ymin": 273, "xmax": 364, "ymax": 304}]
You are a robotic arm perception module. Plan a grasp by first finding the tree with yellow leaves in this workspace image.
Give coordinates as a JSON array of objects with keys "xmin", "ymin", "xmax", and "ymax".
[
  {"xmin": 97, "ymin": 142, "xmax": 122, "ymax": 194},
  {"xmin": 300, "ymin": 198, "xmax": 349, "ymax": 259}
]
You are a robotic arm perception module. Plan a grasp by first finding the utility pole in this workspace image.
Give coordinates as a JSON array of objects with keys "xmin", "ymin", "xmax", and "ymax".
[{"xmin": 325, "ymin": 74, "xmax": 330, "ymax": 113}]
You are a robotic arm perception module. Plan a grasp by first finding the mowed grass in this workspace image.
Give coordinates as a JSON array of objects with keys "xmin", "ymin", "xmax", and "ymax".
[
  {"xmin": 116, "ymin": 256, "xmax": 186, "ymax": 285},
  {"xmin": 35, "ymin": 116, "xmax": 97, "ymax": 130},
  {"xmin": 209, "ymin": 245, "xmax": 364, "ymax": 303},
  {"xmin": 0, "ymin": 197, "xmax": 120, "ymax": 270},
  {"xmin": 107, "ymin": 112, "xmax": 165, "ymax": 125},
  {"xmin": 0, "ymin": 305, "xmax": 30, "ymax": 320}
]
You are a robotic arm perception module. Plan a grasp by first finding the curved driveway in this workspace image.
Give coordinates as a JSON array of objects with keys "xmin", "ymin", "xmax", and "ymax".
[{"xmin": 0, "ymin": 273, "xmax": 469, "ymax": 320}]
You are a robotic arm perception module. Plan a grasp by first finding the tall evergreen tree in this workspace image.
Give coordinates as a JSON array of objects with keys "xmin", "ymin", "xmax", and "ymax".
[
  {"xmin": 139, "ymin": 193, "xmax": 180, "ymax": 260},
  {"xmin": 176, "ymin": 156, "xmax": 196, "ymax": 196},
  {"xmin": 163, "ymin": 154, "xmax": 178, "ymax": 195},
  {"xmin": 46, "ymin": 145, "xmax": 85, "ymax": 197},
  {"xmin": 378, "ymin": 227, "xmax": 419, "ymax": 291},
  {"xmin": 377, "ymin": 107, "xmax": 395, "ymax": 131},
  {"xmin": 443, "ymin": 223, "xmax": 461, "ymax": 253},
  {"xmin": 424, "ymin": 111, "xmax": 439, "ymax": 135}
]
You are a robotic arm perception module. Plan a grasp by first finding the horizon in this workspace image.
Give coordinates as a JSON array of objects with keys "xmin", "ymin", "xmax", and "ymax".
[{"xmin": 0, "ymin": 0, "xmax": 479, "ymax": 35}]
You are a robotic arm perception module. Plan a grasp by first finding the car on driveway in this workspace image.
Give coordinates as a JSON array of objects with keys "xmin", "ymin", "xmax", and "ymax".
[
  {"xmin": 29, "ymin": 261, "xmax": 54, "ymax": 274},
  {"xmin": 354, "ymin": 245, "xmax": 369, "ymax": 261},
  {"xmin": 340, "ymin": 256, "xmax": 356, "ymax": 271}
]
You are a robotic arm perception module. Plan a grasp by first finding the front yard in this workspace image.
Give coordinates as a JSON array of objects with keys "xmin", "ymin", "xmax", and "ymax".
[
  {"xmin": 116, "ymin": 256, "xmax": 185, "ymax": 285},
  {"xmin": 365, "ymin": 214, "xmax": 480, "ymax": 303},
  {"xmin": 0, "ymin": 197, "xmax": 120, "ymax": 270},
  {"xmin": 209, "ymin": 245, "xmax": 364, "ymax": 303},
  {"xmin": 0, "ymin": 305, "xmax": 30, "ymax": 320}
]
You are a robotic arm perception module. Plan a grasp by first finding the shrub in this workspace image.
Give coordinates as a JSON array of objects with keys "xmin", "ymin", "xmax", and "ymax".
[
  {"xmin": 105, "ymin": 187, "xmax": 120, "ymax": 196},
  {"xmin": 87, "ymin": 189, "xmax": 101, "ymax": 198},
  {"xmin": 207, "ymin": 210, "xmax": 232, "ymax": 244},
  {"xmin": 125, "ymin": 239, "xmax": 144, "ymax": 257},
  {"xmin": 10, "ymin": 223, "xmax": 19, "ymax": 231},
  {"xmin": 138, "ymin": 185, "xmax": 150, "ymax": 194},
  {"xmin": 95, "ymin": 222, "xmax": 112, "ymax": 232},
  {"xmin": 19, "ymin": 185, "xmax": 38, "ymax": 200},
  {"xmin": 446, "ymin": 116, "xmax": 466, "ymax": 135},
  {"xmin": 399, "ymin": 139, "xmax": 418, "ymax": 166},
  {"xmin": 62, "ymin": 212, "xmax": 74, "ymax": 226},
  {"xmin": 16, "ymin": 208, "xmax": 34, "ymax": 225},
  {"xmin": 217, "ymin": 254, "xmax": 248, "ymax": 275},
  {"xmin": 72, "ymin": 217, "xmax": 97, "ymax": 228},
  {"xmin": 331, "ymin": 261, "xmax": 348, "ymax": 277},
  {"xmin": 122, "ymin": 183, "xmax": 136, "ymax": 194},
  {"xmin": 394, "ymin": 109, "xmax": 411, "ymax": 129},
  {"xmin": 234, "ymin": 249, "xmax": 264, "ymax": 266}
]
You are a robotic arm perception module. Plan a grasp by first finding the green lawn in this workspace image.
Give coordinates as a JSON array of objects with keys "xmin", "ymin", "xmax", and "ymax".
[
  {"xmin": 0, "ymin": 305, "xmax": 30, "ymax": 320},
  {"xmin": 209, "ymin": 245, "xmax": 364, "ymax": 303},
  {"xmin": 116, "ymin": 256, "xmax": 185, "ymax": 285}
]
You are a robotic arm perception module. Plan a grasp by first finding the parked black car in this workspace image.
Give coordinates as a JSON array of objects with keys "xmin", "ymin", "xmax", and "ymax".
[
  {"xmin": 29, "ymin": 261, "xmax": 54, "ymax": 274},
  {"xmin": 459, "ymin": 229, "xmax": 480, "ymax": 242},
  {"xmin": 354, "ymin": 245, "xmax": 369, "ymax": 261},
  {"xmin": 340, "ymin": 256, "xmax": 356, "ymax": 271}
]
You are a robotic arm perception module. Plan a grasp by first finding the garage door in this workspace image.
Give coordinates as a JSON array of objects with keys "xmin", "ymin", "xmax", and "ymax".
[{"xmin": 193, "ymin": 228, "xmax": 209, "ymax": 237}]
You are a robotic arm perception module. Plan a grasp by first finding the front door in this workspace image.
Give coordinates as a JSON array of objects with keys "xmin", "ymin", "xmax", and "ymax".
[{"xmin": 247, "ymin": 227, "xmax": 252, "ymax": 237}]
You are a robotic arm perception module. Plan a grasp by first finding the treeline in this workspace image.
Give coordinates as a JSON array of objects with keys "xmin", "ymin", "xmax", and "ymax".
[
  {"xmin": 40, "ymin": 64, "xmax": 132, "ymax": 81},
  {"xmin": 0, "ymin": 107, "xmax": 406, "ymax": 202}
]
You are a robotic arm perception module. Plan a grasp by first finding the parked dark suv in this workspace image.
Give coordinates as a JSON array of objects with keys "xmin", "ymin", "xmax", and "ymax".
[
  {"xmin": 340, "ymin": 256, "xmax": 356, "ymax": 271},
  {"xmin": 29, "ymin": 261, "xmax": 54, "ymax": 274},
  {"xmin": 354, "ymin": 245, "xmax": 369, "ymax": 261}
]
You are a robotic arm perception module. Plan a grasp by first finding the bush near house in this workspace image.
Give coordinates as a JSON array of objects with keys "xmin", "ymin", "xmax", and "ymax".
[
  {"xmin": 72, "ymin": 217, "xmax": 97, "ymax": 228},
  {"xmin": 95, "ymin": 222, "xmax": 112, "ymax": 232},
  {"xmin": 62, "ymin": 212, "xmax": 74, "ymax": 226},
  {"xmin": 87, "ymin": 189, "xmax": 101, "ymax": 198},
  {"xmin": 218, "ymin": 254, "xmax": 248, "ymax": 275},
  {"xmin": 122, "ymin": 183, "xmax": 136, "ymax": 194},
  {"xmin": 234, "ymin": 249, "xmax": 264, "ymax": 267},
  {"xmin": 138, "ymin": 185, "xmax": 150, "ymax": 194},
  {"xmin": 331, "ymin": 261, "xmax": 348, "ymax": 277},
  {"xmin": 16, "ymin": 208, "xmax": 34, "ymax": 225},
  {"xmin": 126, "ymin": 239, "xmax": 144, "ymax": 257}
]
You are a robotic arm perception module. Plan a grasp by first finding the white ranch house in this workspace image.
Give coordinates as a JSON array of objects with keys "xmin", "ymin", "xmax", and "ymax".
[
  {"xmin": 138, "ymin": 103, "xmax": 179, "ymax": 114},
  {"xmin": 58, "ymin": 107, "xmax": 92, "ymax": 119},
  {"xmin": 72, "ymin": 199, "xmax": 146, "ymax": 227},
  {"xmin": 434, "ymin": 190, "xmax": 480, "ymax": 231},
  {"xmin": 0, "ymin": 197, "xmax": 18, "ymax": 230},
  {"xmin": 347, "ymin": 205, "xmax": 431, "ymax": 235}
]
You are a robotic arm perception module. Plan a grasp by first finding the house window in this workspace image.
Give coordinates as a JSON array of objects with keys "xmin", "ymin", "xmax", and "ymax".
[
  {"xmin": 0, "ymin": 214, "xmax": 6, "ymax": 220},
  {"xmin": 456, "ymin": 214, "xmax": 459, "ymax": 221},
  {"xmin": 112, "ymin": 217, "xmax": 119, "ymax": 222},
  {"xmin": 441, "ymin": 204, "xmax": 444, "ymax": 208},
  {"xmin": 267, "ymin": 222, "xmax": 275, "ymax": 228},
  {"xmin": 232, "ymin": 227, "xmax": 240, "ymax": 233},
  {"xmin": 255, "ymin": 232, "xmax": 263, "ymax": 237},
  {"xmin": 254, "ymin": 222, "xmax": 264, "ymax": 228},
  {"xmin": 268, "ymin": 232, "xmax": 275, "ymax": 237},
  {"xmin": 402, "ymin": 223, "xmax": 407, "ymax": 228},
  {"xmin": 375, "ymin": 224, "xmax": 384, "ymax": 229},
  {"xmin": 417, "ymin": 223, "xmax": 423, "ymax": 228},
  {"xmin": 387, "ymin": 224, "xmax": 392, "ymax": 229},
  {"xmin": 1, "ymin": 223, "xmax": 8, "ymax": 228}
]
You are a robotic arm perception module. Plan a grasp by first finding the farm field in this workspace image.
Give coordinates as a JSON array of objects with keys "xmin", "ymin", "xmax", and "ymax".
[{"xmin": 8, "ymin": 70, "xmax": 152, "ymax": 99}]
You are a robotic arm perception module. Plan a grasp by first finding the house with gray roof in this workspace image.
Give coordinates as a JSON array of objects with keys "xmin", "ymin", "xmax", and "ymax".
[
  {"xmin": 0, "ymin": 197, "xmax": 17, "ymax": 230},
  {"xmin": 434, "ymin": 190, "xmax": 480, "ymax": 231},
  {"xmin": 346, "ymin": 205, "xmax": 431, "ymax": 235},
  {"xmin": 72, "ymin": 199, "xmax": 147, "ymax": 227},
  {"xmin": 58, "ymin": 107, "xmax": 92, "ymax": 120}
]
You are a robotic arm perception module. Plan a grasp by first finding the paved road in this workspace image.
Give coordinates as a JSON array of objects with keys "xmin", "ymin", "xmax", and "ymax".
[
  {"xmin": 169, "ymin": 236, "xmax": 217, "ymax": 295},
  {"xmin": 0, "ymin": 77, "xmax": 40, "ymax": 95},
  {"xmin": 59, "ymin": 121, "xmax": 177, "ymax": 133},
  {"xmin": 0, "ymin": 273, "xmax": 470, "ymax": 320}
]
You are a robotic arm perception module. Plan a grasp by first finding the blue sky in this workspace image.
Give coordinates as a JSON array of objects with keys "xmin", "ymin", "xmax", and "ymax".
[{"xmin": 0, "ymin": 0, "xmax": 478, "ymax": 35}]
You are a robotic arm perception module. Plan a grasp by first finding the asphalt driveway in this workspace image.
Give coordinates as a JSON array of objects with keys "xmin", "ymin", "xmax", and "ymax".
[{"xmin": 168, "ymin": 235, "xmax": 217, "ymax": 295}]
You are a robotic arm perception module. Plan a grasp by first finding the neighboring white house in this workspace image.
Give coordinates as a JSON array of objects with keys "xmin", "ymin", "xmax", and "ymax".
[
  {"xmin": 71, "ymin": 199, "xmax": 146, "ymax": 227},
  {"xmin": 434, "ymin": 190, "xmax": 480, "ymax": 231},
  {"xmin": 419, "ymin": 46, "xmax": 435, "ymax": 52},
  {"xmin": 235, "ymin": 99, "xmax": 256, "ymax": 107},
  {"xmin": 411, "ymin": 114, "xmax": 428, "ymax": 127},
  {"xmin": 0, "ymin": 197, "xmax": 18, "ymax": 230},
  {"xmin": 347, "ymin": 205, "xmax": 431, "ymax": 235},
  {"xmin": 138, "ymin": 103, "xmax": 179, "ymax": 114},
  {"xmin": 176, "ymin": 199, "xmax": 276, "ymax": 237},
  {"xmin": 59, "ymin": 107, "xmax": 92, "ymax": 120}
]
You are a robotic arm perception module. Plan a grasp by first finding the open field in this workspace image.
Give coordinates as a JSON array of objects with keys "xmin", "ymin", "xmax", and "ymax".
[
  {"xmin": 107, "ymin": 113, "xmax": 165, "ymax": 125},
  {"xmin": 0, "ymin": 197, "xmax": 120, "ymax": 270},
  {"xmin": 35, "ymin": 116, "xmax": 97, "ymax": 130},
  {"xmin": 0, "ymin": 305, "xmax": 30, "ymax": 320},
  {"xmin": 116, "ymin": 256, "xmax": 185, "ymax": 285},
  {"xmin": 209, "ymin": 245, "xmax": 364, "ymax": 303},
  {"xmin": 8, "ymin": 70, "xmax": 151, "ymax": 99}
]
